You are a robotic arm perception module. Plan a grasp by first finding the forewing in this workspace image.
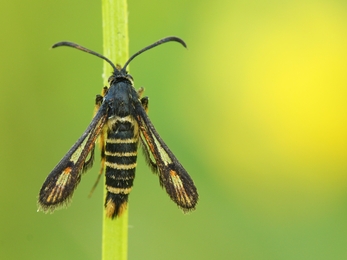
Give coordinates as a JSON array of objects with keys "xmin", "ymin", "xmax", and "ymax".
[
  {"xmin": 134, "ymin": 102, "xmax": 198, "ymax": 212},
  {"xmin": 38, "ymin": 103, "xmax": 109, "ymax": 212}
]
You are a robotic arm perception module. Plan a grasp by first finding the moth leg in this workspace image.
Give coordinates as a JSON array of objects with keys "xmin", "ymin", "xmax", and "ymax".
[
  {"xmin": 88, "ymin": 87, "xmax": 108, "ymax": 197},
  {"xmin": 92, "ymin": 86, "xmax": 108, "ymax": 117},
  {"xmin": 140, "ymin": 96, "xmax": 149, "ymax": 113},
  {"xmin": 137, "ymin": 87, "xmax": 145, "ymax": 99}
]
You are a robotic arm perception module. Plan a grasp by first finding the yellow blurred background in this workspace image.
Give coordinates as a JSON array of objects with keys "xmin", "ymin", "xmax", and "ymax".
[{"xmin": 1, "ymin": 0, "xmax": 347, "ymax": 259}]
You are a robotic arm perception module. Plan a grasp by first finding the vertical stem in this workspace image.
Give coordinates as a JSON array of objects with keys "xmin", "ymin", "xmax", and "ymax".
[{"xmin": 101, "ymin": 0, "xmax": 129, "ymax": 260}]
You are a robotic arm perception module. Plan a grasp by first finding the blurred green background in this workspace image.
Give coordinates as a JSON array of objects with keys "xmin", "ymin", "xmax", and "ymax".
[{"xmin": 1, "ymin": 0, "xmax": 347, "ymax": 259}]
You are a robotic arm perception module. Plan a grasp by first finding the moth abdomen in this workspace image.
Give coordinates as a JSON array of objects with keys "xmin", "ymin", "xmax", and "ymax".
[{"xmin": 104, "ymin": 118, "xmax": 139, "ymax": 218}]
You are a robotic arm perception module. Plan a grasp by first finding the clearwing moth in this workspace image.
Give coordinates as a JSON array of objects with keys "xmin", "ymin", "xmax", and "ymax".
[{"xmin": 38, "ymin": 36, "xmax": 199, "ymax": 218}]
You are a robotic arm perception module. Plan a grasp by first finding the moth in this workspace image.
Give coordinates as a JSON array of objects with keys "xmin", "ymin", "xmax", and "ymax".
[{"xmin": 38, "ymin": 36, "xmax": 198, "ymax": 218}]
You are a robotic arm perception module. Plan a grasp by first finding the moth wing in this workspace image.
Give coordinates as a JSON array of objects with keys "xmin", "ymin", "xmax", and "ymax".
[
  {"xmin": 38, "ymin": 103, "xmax": 109, "ymax": 212},
  {"xmin": 134, "ymin": 102, "xmax": 198, "ymax": 212}
]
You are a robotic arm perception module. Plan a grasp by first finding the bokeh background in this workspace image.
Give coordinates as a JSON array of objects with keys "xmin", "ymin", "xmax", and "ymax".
[{"xmin": 1, "ymin": 0, "xmax": 347, "ymax": 259}]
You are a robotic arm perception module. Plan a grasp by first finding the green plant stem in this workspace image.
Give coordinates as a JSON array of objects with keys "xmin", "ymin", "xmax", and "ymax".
[{"xmin": 101, "ymin": 0, "xmax": 129, "ymax": 259}]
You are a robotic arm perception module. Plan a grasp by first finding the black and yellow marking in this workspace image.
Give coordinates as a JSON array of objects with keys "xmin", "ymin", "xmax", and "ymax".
[
  {"xmin": 104, "ymin": 117, "xmax": 139, "ymax": 218},
  {"xmin": 38, "ymin": 36, "xmax": 199, "ymax": 219}
]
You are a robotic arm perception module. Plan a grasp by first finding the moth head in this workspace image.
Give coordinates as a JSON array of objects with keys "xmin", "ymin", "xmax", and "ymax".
[{"xmin": 107, "ymin": 71, "xmax": 134, "ymax": 86}]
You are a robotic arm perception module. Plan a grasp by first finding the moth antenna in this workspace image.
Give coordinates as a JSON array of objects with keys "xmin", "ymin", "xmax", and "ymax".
[
  {"xmin": 52, "ymin": 41, "xmax": 118, "ymax": 72},
  {"xmin": 122, "ymin": 36, "xmax": 187, "ymax": 71}
]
